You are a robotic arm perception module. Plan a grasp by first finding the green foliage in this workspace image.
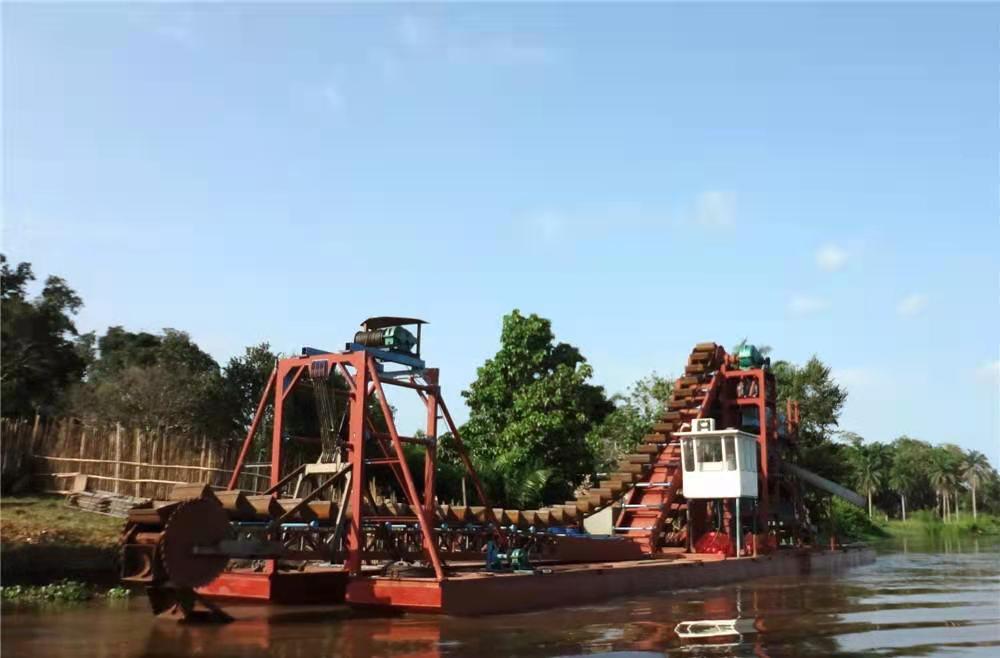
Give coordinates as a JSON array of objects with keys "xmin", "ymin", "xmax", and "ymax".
[
  {"xmin": 104, "ymin": 586, "xmax": 131, "ymax": 599},
  {"xmin": 965, "ymin": 450, "xmax": 992, "ymax": 489},
  {"xmin": 587, "ymin": 372, "xmax": 673, "ymax": 472},
  {"xmin": 470, "ymin": 458, "xmax": 555, "ymax": 510},
  {"xmin": 0, "ymin": 579, "xmax": 93, "ymax": 603},
  {"xmin": 773, "ymin": 356, "xmax": 852, "ymax": 520},
  {"xmin": 844, "ymin": 438, "xmax": 891, "ymax": 516},
  {"xmin": 886, "ymin": 511, "xmax": 1000, "ymax": 538},
  {"xmin": 0, "ymin": 580, "xmax": 130, "ymax": 604},
  {"xmin": 221, "ymin": 343, "xmax": 278, "ymax": 432},
  {"xmin": 70, "ymin": 327, "xmax": 230, "ymax": 436},
  {"xmin": 824, "ymin": 497, "xmax": 887, "ymax": 542},
  {"xmin": 773, "ymin": 356, "xmax": 848, "ymax": 447},
  {"xmin": 461, "ymin": 310, "xmax": 613, "ymax": 504},
  {"xmin": 834, "ymin": 434, "xmax": 998, "ymax": 523},
  {"xmin": 1, "ymin": 256, "xmax": 89, "ymax": 416}
]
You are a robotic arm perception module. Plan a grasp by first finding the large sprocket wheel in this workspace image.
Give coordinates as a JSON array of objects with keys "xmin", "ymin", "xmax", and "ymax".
[{"xmin": 161, "ymin": 498, "xmax": 230, "ymax": 588}]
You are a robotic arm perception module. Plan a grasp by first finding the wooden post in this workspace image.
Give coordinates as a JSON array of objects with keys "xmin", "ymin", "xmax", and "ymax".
[
  {"xmin": 151, "ymin": 435, "xmax": 160, "ymax": 499},
  {"xmin": 206, "ymin": 441, "xmax": 214, "ymax": 487},
  {"xmin": 78, "ymin": 428, "xmax": 88, "ymax": 480},
  {"xmin": 114, "ymin": 423, "xmax": 123, "ymax": 494},
  {"xmin": 30, "ymin": 413, "xmax": 41, "ymax": 449},
  {"xmin": 134, "ymin": 429, "xmax": 142, "ymax": 498}
]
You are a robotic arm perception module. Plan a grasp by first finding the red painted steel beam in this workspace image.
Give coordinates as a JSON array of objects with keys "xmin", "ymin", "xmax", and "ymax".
[
  {"xmin": 436, "ymin": 394, "xmax": 505, "ymax": 546},
  {"xmin": 227, "ymin": 366, "xmax": 276, "ymax": 490},
  {"xmin": 345, "ymin": 351, "xmax": 368, "ymax": 576},
  {"xmin": 365, "ymin": 356, "xmax": 446, "ymax": 581},
  {"xmin": 423, "ymin": 369, "xmax": 439, "ymax": 515}
]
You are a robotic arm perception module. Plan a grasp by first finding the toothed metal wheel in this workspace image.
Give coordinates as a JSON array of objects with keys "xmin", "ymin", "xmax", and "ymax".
[{"xmin": 162, "ymin": 498, "xmax": 230, "ymax": 588}]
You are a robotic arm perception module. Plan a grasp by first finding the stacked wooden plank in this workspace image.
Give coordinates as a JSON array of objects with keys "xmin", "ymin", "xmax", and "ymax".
[{"xmin": 67, "ymin": 490, "xmax": 152, "ymax": 517}]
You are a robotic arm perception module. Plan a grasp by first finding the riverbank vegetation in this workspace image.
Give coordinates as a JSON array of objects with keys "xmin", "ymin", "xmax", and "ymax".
[
  {"xmin": 840, "ymin": 435, "xmax": 1000, "ymax": 524},
  {"xmin": 0, "ymin": 580, "xmax": 129, "ymax": 604}
]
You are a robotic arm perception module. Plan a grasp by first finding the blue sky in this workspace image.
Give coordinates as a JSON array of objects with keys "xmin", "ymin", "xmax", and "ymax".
[{"xmin": 3, "ymin": 3, "xmax": 998, "ymax": 462}]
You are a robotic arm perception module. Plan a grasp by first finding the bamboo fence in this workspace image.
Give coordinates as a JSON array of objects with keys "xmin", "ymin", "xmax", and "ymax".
[{"xmin": 0, "ymin": 416, "xmax": 276, "ymax": 499}]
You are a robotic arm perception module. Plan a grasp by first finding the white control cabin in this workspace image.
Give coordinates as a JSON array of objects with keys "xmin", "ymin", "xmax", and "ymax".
[{"xmin": 675, "ymin": 418, "xmax": 759, "ymax": 499}]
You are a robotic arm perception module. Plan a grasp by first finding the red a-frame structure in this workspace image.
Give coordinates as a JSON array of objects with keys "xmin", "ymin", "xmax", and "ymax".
[{"xmin": 226, "ymin": 321, "xmax": 502, "ymax": 581}]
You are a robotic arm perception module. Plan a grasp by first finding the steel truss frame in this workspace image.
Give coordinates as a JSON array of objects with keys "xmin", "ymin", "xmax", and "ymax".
[{"xmin": 227, "ymin": 348, "xmax": 501, "ymax": 581}]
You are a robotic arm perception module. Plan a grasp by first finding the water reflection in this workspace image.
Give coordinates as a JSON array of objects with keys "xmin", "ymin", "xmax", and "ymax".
[{"xmin": 3, "ymin": 538, "xmax": 998, "ymax": 658}]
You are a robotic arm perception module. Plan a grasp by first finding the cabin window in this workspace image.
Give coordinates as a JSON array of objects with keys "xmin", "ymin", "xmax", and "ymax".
[
  {"xmin": 724, "ymin": 436, "xmax": 736, "ymax": 471},
  {"xmin": 683, "ymin": 439, "xmax": 695, "ymax": 472},
  {"xmin": 695, "ymin": 437, "xmax": 724, "ymax": 471}
]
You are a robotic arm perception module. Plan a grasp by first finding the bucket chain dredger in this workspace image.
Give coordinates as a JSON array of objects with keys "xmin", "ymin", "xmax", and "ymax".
[{"xmin": 119, "ymin": 318, "xmax": 869, "ymax": 619}]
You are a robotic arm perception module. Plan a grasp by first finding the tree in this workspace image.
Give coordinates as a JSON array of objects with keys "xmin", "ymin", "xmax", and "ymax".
[
  {"xmin": 964, "ymin": 450, "xmax": 991, "ymax": 519},
  {"xmin": 886, "ymin": 436, "xmax": 937, "ymax": 518},
  {"xmin": 72, "ymin": 327, "xmax": 229, "ymax": 436},
  {"xmin": 888, "ymin": 467, "xmax": 913, "ymax": 521},
  {"xmin": 587, "ymin": 372, "xmax": 674, "ymax": 473},
  {"xmin": 942, "ymin": 444, "xmax": 968, "ymax": 519},
  {"xmin": 927, "ymin": 447, "xmax": 962, "ymax": 521},
  {"xmin": 1, "ymin": 256, "xmax": 89, "ymax": 416},
  {"xmin": 847, "ymin": 438, "xmax": 889, "ymax": 518},
  {"xmin": 773, "ymin": 356, "xmax": 852, "ymax": 515},
  {"xmin": 461, "ymin": 310, "xmax": 614, "ymax": 504},
  {"xmin": 773, "ymin": 357, "xmax": 848, "ymax": 447},
  {"xmin": 221, "ymin": 343, "xmax": 278, "ymax": 432},
  {"xmin": 888, "ymin": 439, "xmax": 925, "ymax": 521}
]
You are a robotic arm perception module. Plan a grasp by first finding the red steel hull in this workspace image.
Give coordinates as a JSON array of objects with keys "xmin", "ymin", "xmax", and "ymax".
[
  {"xmin": 198, "ymin": 568, "xmax": 347, "ymax": 604},
  {"xmin": 345, "ymin": 547, "xmax": 875, "ymax": 615},
  {"xmin": 195, "ymin": 548, "xmax": 873, "ymax": 614}
]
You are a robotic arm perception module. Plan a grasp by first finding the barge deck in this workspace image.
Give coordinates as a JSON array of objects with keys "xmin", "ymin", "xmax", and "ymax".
[{"xmin": 226, "ymin": 547, "xmax": 876, "ymax": 615}]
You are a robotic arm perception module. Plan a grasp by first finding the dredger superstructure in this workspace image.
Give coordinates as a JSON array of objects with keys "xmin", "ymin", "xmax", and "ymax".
[{"xmin": 119, "ymin": 318, "xmax": 872, "ymax": 620}]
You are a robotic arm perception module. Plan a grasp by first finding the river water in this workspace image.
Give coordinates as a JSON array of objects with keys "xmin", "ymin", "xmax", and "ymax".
[{"xmin": 3, "ymin": 538, "xmax": 998, "ymax": 657}]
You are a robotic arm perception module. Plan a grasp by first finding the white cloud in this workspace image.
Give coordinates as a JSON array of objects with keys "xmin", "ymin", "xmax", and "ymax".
[
  {"xmin": 788, "ymin": 295, "xmax": 829, "ymax": 314},
  {"xmin": 896, "ymin": 293, "xmax": 928, "ymax": 316},
  {"xmin": 321, "ymin": 84, "xmax": 345, "ymax": 111},
  {"xmin": 691, "ymin": 191, "xmax": 735, "ymax": 228},
  {"xmin": 816, "ymin": 243, "xmax": 848, "ymax": 272}
]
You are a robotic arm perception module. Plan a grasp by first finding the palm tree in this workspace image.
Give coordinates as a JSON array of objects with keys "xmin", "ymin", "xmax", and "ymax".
[
  {"xmin": 927, "ymin": 452, "xmax": 952, "ymax": 521},
  {"xmin": 889, "ymin": 465, "xmax": 915, "ymax": 521},
  {"xmin": 964, "ymin": 450, "xmax": 991, "ymax": 519},
  {"xmin": 511, "ymin": 466, "xmax": 554, "ymax": 510},
  {"xmin": 854, "ymin": 446, "xmax": 885, "ymax": 518}
]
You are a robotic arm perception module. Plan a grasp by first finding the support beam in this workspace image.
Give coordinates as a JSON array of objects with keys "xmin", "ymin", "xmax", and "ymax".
[{"xmin": 366, "ymin": 356, "xmax": 446, "ymax": 581}]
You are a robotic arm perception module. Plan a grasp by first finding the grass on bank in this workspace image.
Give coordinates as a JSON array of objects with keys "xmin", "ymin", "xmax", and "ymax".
[
  {"xmin": 820, "ymin": 499, "xmax": 1000, "ymax": 544},
  {"xmin": 1, "ymin": 495, "xmax": 123, "ymax": 548},
  {"xmin": 882, "ymin": 510, "xmax": 1000, "ymax": 538},
  {"xmin": 1, "ymin": 496, "xmax": 123, "ymax": 587}
]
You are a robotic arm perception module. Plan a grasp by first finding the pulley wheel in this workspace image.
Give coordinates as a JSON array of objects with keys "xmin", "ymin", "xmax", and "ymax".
[{"xmin": 161, "ymin": 498, "xmax": 230, "ymax": 588}]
